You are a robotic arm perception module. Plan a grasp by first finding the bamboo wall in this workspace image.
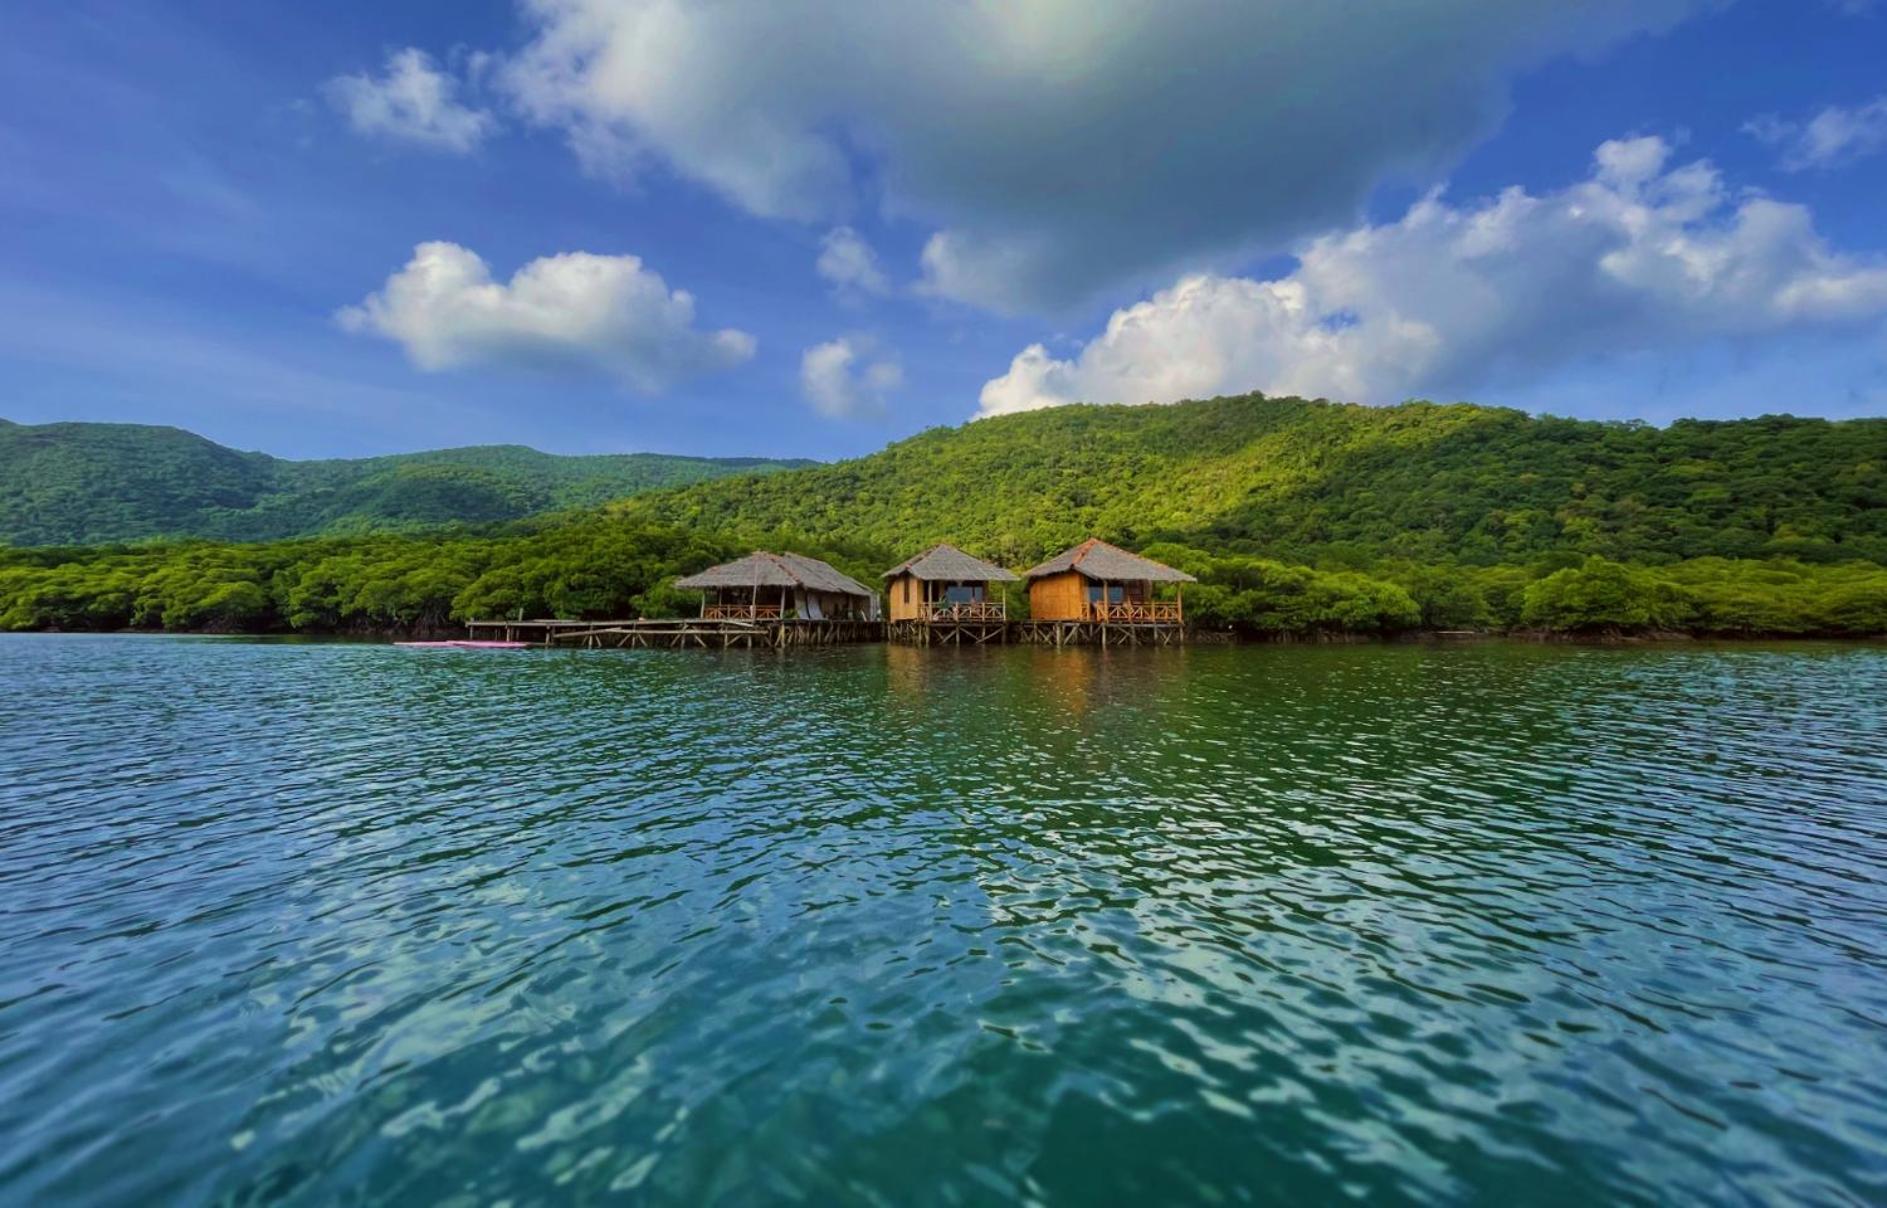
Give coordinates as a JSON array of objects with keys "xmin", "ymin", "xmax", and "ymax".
[
  {"xmin": 1027, "ymin": 574, "xmax": 1168, "ymax": 619},
  {"xmin": 1027, "ymin": 572, "xmax": 1090, "ymax": 621},
  {"xmin": 887, "ymin": 573, "xmax": 924, "ymax": 622}
]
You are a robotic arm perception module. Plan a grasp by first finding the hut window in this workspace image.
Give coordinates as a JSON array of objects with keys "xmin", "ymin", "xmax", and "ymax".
[{"xmin": 903, "ymin": 578, "xmax": 911, "ymax": 604}]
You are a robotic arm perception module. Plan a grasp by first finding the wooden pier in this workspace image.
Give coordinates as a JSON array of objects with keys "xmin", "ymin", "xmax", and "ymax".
[
  {"xmin": 465, "ymin": 618, "xmax": 623, "ymax": 645},
  {"xmin": 468, "ymin": 613, "xmax": 1186, "ymax": 649},
  {"xmin": 466, "ymin": 617, "xmax": 881, "ymax": 649}
]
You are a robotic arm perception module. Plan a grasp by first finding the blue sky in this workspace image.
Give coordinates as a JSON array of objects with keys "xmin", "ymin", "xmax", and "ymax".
[{"xmin": 1, "ymin": 1, "xmax": 1884, "ymax": 461}]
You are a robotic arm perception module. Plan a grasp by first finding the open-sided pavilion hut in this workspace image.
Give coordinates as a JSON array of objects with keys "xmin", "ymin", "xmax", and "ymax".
[
  {"xmin": 474, "ymin": 551, "xmax": 879, "ymax": 651},
  {"xmin": 883, "ymin": 543, "xmax": 1019, "ymax": 644},
  {"xmin": 1020, "ymin": 538, "xmax": 1195, "ymax": 646},
  {"xmin": 675, "ymin": 551, "xmax": 880, "ymax": 623}
]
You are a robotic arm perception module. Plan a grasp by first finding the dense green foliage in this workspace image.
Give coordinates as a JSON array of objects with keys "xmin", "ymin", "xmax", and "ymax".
[
  {"xmin": 2, "ymin": 396, "xmax": 1883, "ymax": 639},
  {"xmin": 0, "ymin": 521, "xmax": 886, "ymax": 635},
  {"xmin": 1121, "ymin": 546, "xmax": 1885, "ymax": 638},
  {"xmin": 4, "ymin": 534, "xmax": 1880, "ymax": 639},
  {"xmin": 0, "ymin": 417, "xmax": 813, "ymax": 545},
  {"xmin": 612, "ymin": 394, "xmax": 1887, "ymax": 568}
]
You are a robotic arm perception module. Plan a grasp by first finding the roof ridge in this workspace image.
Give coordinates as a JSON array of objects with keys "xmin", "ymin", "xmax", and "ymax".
[
  {"xmin": 883, "ymin": 541, "xmax": 1018, "ymax": 582},
  {"xmin": 1020, "ymin": 536, "xmax": 1195, "ymax": 583}
]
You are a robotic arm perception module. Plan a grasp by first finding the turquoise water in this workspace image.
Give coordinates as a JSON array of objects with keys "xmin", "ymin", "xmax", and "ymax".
[{"xmin": 1, "ymin": 635, "xmax": 1884, "ymax": 1204}]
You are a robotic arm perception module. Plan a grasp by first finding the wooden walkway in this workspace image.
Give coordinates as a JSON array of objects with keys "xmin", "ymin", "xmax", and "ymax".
[
  {"xmin": 468, "ymin": 616, "xmax": 1184, "ymax": 649},
  {"xmin": 465, "ymin": 619, "xmax": 624, "ymax": 644},
  {"xmin": 467, "ymin": 617, "xmax": 881, "ymax": 649}
]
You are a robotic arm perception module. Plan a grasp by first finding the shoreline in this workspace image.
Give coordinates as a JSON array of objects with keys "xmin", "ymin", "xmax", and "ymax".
[{"xmin": 7, "ymin": 625, "xmax": 1882, "ymax": 647}]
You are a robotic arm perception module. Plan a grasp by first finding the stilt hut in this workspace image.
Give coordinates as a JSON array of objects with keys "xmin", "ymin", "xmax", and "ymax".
[
  {"xmin": 883, "ymin": 543, "xmax": 1018, "ymax": 644},
  {"xmin": 675, "ymin": 551, "xmax": 880, "ymax": 622},
  {"xmin": 1019, "ymin": 538, "xmax": 1195, "ymax": 646}
]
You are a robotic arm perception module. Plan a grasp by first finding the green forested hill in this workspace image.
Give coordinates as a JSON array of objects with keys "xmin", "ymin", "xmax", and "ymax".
[
  {"xmin": 3, "ymin": 395, "xmax": 1884, "ymax": 638},
  {"xmin": 612, "ymin": 394, "xmax": 1887, "ymax": 567},
  {"xmin": 0, "ymin": 418, "xmax": 814, "ymax": 545}
]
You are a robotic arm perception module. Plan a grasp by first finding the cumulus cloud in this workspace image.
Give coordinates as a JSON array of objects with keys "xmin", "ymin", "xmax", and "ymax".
[
  {"xmin": 499, "ymin": 1, "xmax": 1703, "ymax": 313},
  {"xmin": 338, "ymin": 241, "xmax": 755, "ymax": 391},
  {"xmin": 800, "ymin": 337, "xmax": 901, "ymax": 418},
  {"xmin": 978, "ymin": 137, "xmax": 1887, "ymax": 417},
  {"xmin": 324, "ymin": 48, "xmax": 496, "ymax": 153},
  {"xmin": 816, "ymin": 227, "xmax": 891, "ymax": 298},
  {"xmin": 1746, "ymin": 95, "xmax": 1887, "ymax": 171}
]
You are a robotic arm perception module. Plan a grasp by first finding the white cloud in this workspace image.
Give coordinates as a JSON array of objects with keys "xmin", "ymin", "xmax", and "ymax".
[
  {"xmin": 800, "ymin": 337, "xmax": 901, "ymax": 418},
  {"xmin": 338, "ymin": 241, "xmax": 755, "ymax": 391},
  {"xmin": 500, "ymin": 1, "xmax": 1703, "ymax": 314},
  {"xmin": 816, "ymin": 227, "xmax": 891, "ymax": 298},
  {"xmin": 1746, "ymin": 95, "xmax": 1887, "ymax": 171},
  {"xmin": 978, "ymin": 137, "xmax": 1887, "ymax": 417},
  {"xmin": 324, "ymin": 48, "xmax": 495, "ymax": 153}
]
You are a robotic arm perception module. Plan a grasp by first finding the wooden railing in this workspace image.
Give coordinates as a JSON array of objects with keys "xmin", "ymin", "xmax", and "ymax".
[
  {"xmin": 703, "ymin": 603, "xmax": 784, "ymax": 620},
  {"xmin": 930, "ymin": 600, "xmax": 1006, "ymax": 622},
  {"xmin": 1092, "ymin": 600, "xmax": 1182, "ymax": 623}
]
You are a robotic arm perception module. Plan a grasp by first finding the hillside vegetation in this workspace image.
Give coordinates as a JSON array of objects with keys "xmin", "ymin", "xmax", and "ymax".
[
  {"xmin": 2, "ymin": 395, "xmax": 1884, "ymax": 638},
  {"xmin": 612, "ymin": 394, "xmax": 1886, "ymax": 567},
  {"xmin": 0, "ymin": 418, "xmax": 812, "ymax": 545}
]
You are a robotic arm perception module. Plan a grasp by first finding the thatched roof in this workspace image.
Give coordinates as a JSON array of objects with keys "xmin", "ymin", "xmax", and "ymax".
[
  {"xmin": 882, "ymin": 543, "xmax": 1019, "ymax": 583},
  {"xmin": 1021, "ymin": 538, "xmax": 1197, "ymax": 583},
  {"xmin": 675, "ymin": 551, "xmax": 875, "ymax": 597}
]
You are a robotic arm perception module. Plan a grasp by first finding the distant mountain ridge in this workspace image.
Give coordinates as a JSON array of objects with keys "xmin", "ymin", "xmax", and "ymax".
[
  {"xmin": 0, "ymin": 419, "xmax": 815, "ymax": 546},
  {"xmin": 8, "ymin": 396, "xmax": 1885, "ymax": 569}
]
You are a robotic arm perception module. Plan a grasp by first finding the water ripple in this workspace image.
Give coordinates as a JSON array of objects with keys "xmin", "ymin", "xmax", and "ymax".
[{"xmin": 1, "ymin": 636, "xmax": 1884, "ymax": 1204}]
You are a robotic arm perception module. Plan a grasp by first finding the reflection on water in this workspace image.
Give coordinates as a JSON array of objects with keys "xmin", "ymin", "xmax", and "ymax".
[{"xmin": 0, "ymin": 636, "xmax": 1884, "ymax": 1204}]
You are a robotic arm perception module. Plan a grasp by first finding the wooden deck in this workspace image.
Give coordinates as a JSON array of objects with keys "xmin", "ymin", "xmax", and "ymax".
[
  {"xmin": 1092, "ymin": 600, "xmax": 1182, "ymax": 624},
  {"xmin": 1009, "ymin": 596, "xmax": 1187, "ymax": 646},
  {"xmin": 889, "ymin": 601, "xmax": 1010, "ymax": 646},
  {"xmin": 931, "ymin": 601, "xmax": 1007, "ymax": 622},
  {"xmin": 702, "ymin": 603, "xmax": 784, "ymax": 620}
]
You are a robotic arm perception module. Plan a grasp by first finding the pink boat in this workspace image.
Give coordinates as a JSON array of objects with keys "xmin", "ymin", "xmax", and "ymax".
[{"xmin": 394, "ymin": 639, "xmax": 534, "ymax": 649}]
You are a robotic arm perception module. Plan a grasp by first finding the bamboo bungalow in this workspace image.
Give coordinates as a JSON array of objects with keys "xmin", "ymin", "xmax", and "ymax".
[
  {"xmin": 672, "ymin": 551, "xmax": 880, "ymax": 644},
  {"xmin": 883, "ymin": 543, "xmax": 1019, "ymax": 644},
  {"xmin": 1020, "ymin": 538, "xmax": 1196, "ymax": 646}
]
